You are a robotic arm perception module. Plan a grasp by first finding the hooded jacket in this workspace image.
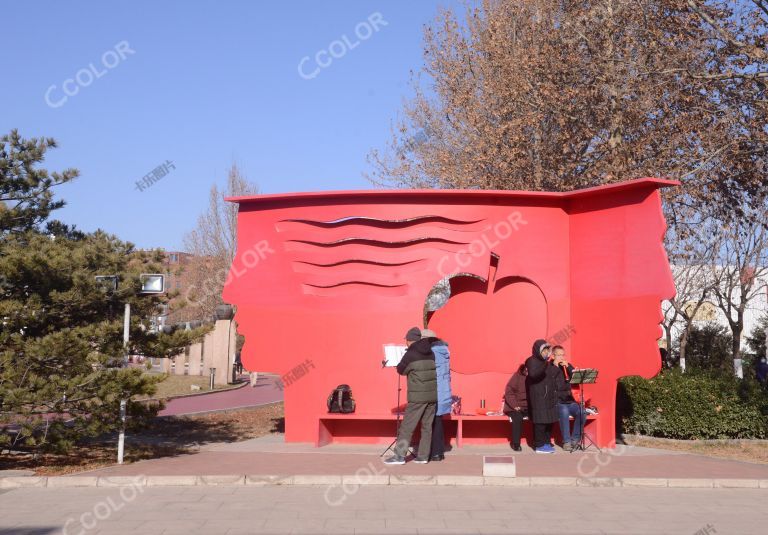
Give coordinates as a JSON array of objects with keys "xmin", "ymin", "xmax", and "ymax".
[
  {"xmin": 503, "ymin": 364, "xmax": 528, "ymax": 414},
  {"xmin": 525, "ymin": 339, "xmax": 560, "ymax": 424},
  {"xmin": 397, "ymin": 338, "xmax": 437, "ymax": 403},
  {"xmin": 429, "ymin": 339, "xmax": 452, "ymax": 415}
]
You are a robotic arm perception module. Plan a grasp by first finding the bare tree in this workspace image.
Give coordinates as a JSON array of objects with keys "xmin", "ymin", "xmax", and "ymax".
[
  {"xmin": 710, "ymin": 201, "xmax": 768, "ymax": 378},
  {"xmin": 367, "ymin": 0, "xmax": 768, "ymax": 222},
  {"xmin": 665, "ymin": 265, "xmax": 719, "ymax": 371},
  {"xmin": 179, "ymin": 164, "xmax": 259, "ymax": 321},
  {"xmin": 662, "ymin": 212, "xmax": 721, "ymax": 370}
]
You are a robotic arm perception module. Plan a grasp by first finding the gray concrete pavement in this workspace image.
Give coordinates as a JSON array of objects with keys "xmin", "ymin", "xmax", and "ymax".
[{"xmin": 0, "ymin": 485, "xmax": 760, "ymax": 534}]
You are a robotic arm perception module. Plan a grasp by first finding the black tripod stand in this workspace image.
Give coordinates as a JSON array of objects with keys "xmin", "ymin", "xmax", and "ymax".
[
  {"xmin": 568, "ymin": 368, "xmax": 601, "ymax": 452},
  {"xmin": 381, "ymin": 371, "xmax": 411, "ymax": 457}
]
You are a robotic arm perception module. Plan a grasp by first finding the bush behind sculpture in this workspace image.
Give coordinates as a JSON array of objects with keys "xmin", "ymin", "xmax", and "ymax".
[{"xmin": 618, "ymin": 369, "xmax": 768, "ymax": 439}]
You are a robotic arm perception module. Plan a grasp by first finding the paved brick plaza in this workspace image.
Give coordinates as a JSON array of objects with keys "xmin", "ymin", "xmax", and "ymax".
[
  {"xmin": 5, "ymin": 412, "xmax": 767, "ymax": 535},
  {"xmin": 82, "ymin": 436, "xmax": 768, "ymax": 481},
  {"xmin": 0, "ymin": 485, "xmax": 761, "ymax": 534}
]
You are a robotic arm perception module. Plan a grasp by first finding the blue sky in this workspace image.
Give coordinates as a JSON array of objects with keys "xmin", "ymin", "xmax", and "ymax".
[{"xmin": 1, "ymin": 0, "xmax": 464, "ymax": 250}]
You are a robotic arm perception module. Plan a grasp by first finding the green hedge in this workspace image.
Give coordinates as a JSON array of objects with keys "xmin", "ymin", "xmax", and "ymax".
[{"xmin": 618, "ymin": 369, "xmax": 768, "ymax": 439}]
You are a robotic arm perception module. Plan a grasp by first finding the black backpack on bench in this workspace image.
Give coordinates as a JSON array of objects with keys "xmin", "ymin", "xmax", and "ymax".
[{"xmin": 327, "ymin": 384, "xmax": 356, "ymax": 414}]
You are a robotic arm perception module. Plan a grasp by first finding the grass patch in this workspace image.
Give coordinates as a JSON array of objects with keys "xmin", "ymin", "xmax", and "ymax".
[
  {"xmin": 624, "ymin": 435, "xmax": 768, "ymax": 464},
  {"xmin": 136, "ymin": 373, "xmax": 236, "ymax": 400}
]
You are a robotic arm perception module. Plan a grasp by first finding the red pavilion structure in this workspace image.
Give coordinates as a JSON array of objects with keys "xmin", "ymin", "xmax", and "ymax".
[{"xmin": 223, "ymin": 178, "xmax": 677, "ymax": 448}]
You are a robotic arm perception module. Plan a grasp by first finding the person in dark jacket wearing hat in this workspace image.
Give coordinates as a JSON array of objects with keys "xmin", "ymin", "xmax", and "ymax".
[
  {"xmin": 503, "ymin": 363, "xmax": 528, "ymax": 451},
  {"xmin": 525, "ymin": 339, "xmax": 559, "ymax": 454},
  {"xmin": 383, "ymin": 327, "xmax": 437, "ymax": 465}
]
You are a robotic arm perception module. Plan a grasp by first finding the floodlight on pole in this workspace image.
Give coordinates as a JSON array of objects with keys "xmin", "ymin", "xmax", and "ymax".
[{"xmin": 140, "ymin": 274, "xmax": 165, "ymax": 294}]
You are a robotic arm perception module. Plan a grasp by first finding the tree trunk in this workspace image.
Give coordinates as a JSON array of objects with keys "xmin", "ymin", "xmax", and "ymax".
[
  {"xmin": 732, "ymin": 325, "xmax": 743, "ymax": 378},
  {"xmin": 665, "ymin": 325, "xmax": 673, "ymax": 368},
  {"xmin": 679, "ymin": 326, "xmax": 690, "ymax": 373}
]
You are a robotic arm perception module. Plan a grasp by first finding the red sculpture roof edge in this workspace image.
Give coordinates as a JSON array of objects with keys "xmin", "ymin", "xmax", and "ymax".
[{"xmin": 225, "ymin": 177, "xmax": 679, "ymax": 204}]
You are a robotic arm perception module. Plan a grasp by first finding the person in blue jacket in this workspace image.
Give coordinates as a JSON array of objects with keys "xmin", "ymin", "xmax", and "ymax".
[{"xmin": 421, "ymin": 328, "xmax": 452, "ymax": 462}]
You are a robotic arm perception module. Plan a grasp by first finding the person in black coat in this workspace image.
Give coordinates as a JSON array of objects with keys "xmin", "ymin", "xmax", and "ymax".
[{"xmin": 525, "ymin": 339, "xmax": 559, "ymax": 453}]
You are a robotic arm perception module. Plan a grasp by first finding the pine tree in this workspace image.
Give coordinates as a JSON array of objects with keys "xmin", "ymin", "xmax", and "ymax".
[
  {"xmin": 0, "ymin": 131, "xmax": 205, "ymax": 453},
  {"xmin": 1, "ymin": 130, "xmax": 79, "ymax": 234}
]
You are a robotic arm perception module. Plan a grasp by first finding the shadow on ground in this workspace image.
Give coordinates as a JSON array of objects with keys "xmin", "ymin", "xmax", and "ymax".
[
  {"xmin": 0, "ymin": 403, "xmax": 285, "ymax": 474},
  {"xmin": 131, "ymin": 415, "xmax": 256, "ymax": 449}
]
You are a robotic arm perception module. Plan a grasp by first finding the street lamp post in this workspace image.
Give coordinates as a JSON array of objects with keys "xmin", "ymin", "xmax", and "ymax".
[
  {"xmin": 96, "ymin": 273, "xmax": 165, "ymax": 464},
  {"xmin": 118, "ymin": 302, "xmax": 130, "ymax": 464},
  {"xmin": 123, "ymin": 303, "xmax": 130, "ymax": 361},
  {"xmin": 117, "ymin": 399, "xmax": 127, "ymax": 463}
]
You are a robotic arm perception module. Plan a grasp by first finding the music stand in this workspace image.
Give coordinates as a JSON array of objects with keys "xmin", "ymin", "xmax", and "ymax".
[
  {"xmin": 380, "ymin": 345, "xmax": 413, "ymax": 457},
  {"xmin": 569, "ymin": 368, "xmax": 600, "ymax": 452}
]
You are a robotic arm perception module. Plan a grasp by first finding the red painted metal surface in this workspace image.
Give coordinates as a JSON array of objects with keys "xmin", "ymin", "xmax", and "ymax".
[{"xmin": 222, "ymin": 178, "xmax": 677, "ymax": 448}]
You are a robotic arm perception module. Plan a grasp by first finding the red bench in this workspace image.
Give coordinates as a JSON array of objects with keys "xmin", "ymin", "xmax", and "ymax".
[{"xmin": 317, "ymin": 412, "xmax": 598, "ymax": 447}]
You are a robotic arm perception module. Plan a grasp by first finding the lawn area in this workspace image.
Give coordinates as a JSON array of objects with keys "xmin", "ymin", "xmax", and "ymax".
[
  {"xmin": 624, "ymin": 435, "xmax": 768, "ymax": 464},
  {"xmin": 0, "ymin": 402, "xmax": 285, "ymax": 476},
  {"xmin": 138, "ymin": 373, "xmax": 237, "ymax": 400}
]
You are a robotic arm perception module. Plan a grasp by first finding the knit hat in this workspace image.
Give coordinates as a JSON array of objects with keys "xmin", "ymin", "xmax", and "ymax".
[
  {"xmin": 405, "ymin": 327, "xmax": 422, "ymax": 341},
  {"xmin": 421, "ymin": 329, "xmax": 437, "ymax": 339}
]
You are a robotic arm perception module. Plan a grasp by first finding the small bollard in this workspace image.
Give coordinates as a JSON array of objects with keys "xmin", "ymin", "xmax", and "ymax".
[
  {"xmin": 209, "ymin": 367, "xmax": 216, "ymax": 390},
  {"xmin": 232, "ymin": 363, "xmax": 237, "ymax": 384}
]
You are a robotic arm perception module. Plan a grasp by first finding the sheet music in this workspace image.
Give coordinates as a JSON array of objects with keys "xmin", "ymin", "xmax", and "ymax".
[
  {"xmin": 382, "ymin": 344, "xmax": 407, "ymax": 367},
  {"xmin": 569, "ymin": 368, "xmax": 598, "ymax": 384}
]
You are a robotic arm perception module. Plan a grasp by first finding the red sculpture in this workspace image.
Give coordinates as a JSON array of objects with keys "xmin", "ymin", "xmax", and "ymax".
[{"xmin": 223, "ymin": 178, "xmax": 677, "ymax": 448}]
